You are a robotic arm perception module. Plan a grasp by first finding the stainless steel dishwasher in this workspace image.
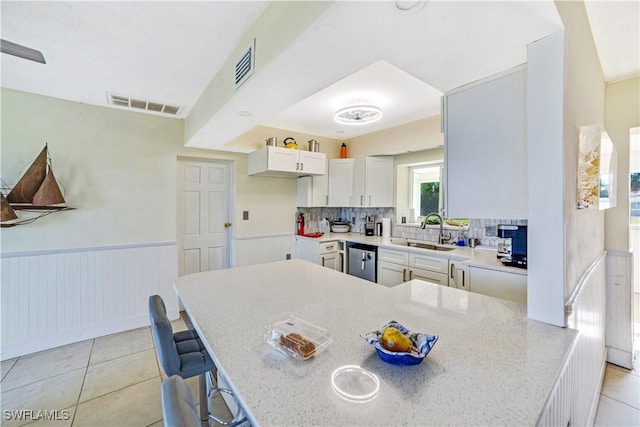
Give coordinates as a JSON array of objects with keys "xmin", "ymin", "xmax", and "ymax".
[{"xmin": 347, "ymin": 243, "xmax": 377, "ymax": 283}]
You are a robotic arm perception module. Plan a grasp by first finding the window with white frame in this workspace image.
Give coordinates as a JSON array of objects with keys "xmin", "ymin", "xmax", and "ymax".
[{"xmin": 410, "ymin": 163, "xmax": 444, "ymax": 218}]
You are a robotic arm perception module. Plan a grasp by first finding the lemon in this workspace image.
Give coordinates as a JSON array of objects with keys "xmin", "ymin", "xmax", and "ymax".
[{"xmin": 380, "ymin": 327, "xmax": 412, "ymax": 353}]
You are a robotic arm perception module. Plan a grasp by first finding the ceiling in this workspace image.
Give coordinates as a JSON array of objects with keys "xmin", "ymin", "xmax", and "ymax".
[{"xmin": 2, "ymin": 1, "xmax": 638, "ymax": 152}]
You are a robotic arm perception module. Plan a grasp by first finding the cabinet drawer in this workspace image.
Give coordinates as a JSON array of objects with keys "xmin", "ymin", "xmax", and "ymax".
[
  {"xmin": 319, "ymin": 241, "xmax": 339, "ymax": 254},
  {"xmin": 409, "ymin": 268, "xmax": 449, "ymax": 287},
  {"xmin": 409, "ymin": 253, "xmax": 449, "ymax": 274},
  {"xmin": 378, "ymin": 248, "xmax": 409, "ymax": 265}
]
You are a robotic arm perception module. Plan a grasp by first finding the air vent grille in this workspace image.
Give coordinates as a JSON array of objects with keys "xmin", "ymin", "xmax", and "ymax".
[
  {"xmin": 235, "ymin": 39, "xmax": 255, "ymax": 90},
  {"xmin": 106, "ymin": 92, "xmax": 182, "ymax": 116}
]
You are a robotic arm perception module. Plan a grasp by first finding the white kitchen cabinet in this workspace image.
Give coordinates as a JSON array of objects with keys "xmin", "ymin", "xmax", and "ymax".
[
  {"xmin": 353, "ymin": 157, "xmax": 394, "ymax": 207},
  {"xmin": 295, "ymin": 238, "xmax": 341, "ymax": 272},
  {"xmin": 444, "ymin": 66, "xmax": 527, "ymax": 218},
  {"xmin": 377, "ymin": 247, "xmax": 449, "ymax": 287},
  {"xmin": 449, "ymin": 261, "xmax": 470, "ymax": 291},
  {"xmin": 328, "ymin": 159, "xmax": 355, "ymax": 206},
  {"xmin": 468, "ymin": 266, "xmax": 527, "ymax": 304},
  {"xmin": 297, "ymin": 173, "xmax": 329, "ymax": 207},
  {"xmin": 248, "ymin": 146, "xmax": 326, "ymax": 177}
]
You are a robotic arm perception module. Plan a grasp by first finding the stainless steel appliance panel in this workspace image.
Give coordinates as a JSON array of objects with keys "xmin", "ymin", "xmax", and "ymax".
[{"xmin": 347, "ymin": 243, "xmax": 377, "ymax": 282}]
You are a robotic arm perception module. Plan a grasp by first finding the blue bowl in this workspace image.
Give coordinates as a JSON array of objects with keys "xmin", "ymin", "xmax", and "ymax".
[{"xmin": 361, "ymin": 320, "xmax": 438, "ymax": 366}]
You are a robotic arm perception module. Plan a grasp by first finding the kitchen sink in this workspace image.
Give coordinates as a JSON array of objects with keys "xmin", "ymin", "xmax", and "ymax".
[
  {"xmin": 407, "ymin": 242, "xmax": 456, "ymax": 251},
  {"xmin": 390, "ymin": 238, "xmax": 456, "ymax": 251}
]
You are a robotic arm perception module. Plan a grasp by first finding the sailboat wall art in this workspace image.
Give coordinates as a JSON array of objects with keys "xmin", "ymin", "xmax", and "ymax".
[{"xmin": 1, "ymin": 144, "xmax": 73, "ymax": 227}]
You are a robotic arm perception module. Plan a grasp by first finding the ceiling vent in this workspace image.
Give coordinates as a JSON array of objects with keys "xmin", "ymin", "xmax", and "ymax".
[
  {"xmin": 235, "ymin": 39, "xmax": 255, "ymax": 90},
  {"xmin": 106, "ymin": 92, "xmax": 182, "ymax": 116}
]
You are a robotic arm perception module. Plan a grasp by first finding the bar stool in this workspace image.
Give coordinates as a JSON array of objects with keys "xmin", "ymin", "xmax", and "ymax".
[
  {"xmin": 161, "ymin": 375, "xmax": 200, "ymax": 427},
  {"xmin": 149, "ymin": 295, "xmax": 245, "ymax": 426}
]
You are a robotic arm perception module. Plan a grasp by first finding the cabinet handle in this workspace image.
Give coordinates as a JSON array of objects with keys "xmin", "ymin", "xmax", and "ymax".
[
  {"xmin": 409, "ymin": 270, "xmax": 414, "ymax": 280},
  {"xmin": 450, "ymin": 263, "xmax": 455, "ymax": 279},
  {"xmin": 326, "ymin": 245, "xmax": 334, "ymax": 250},
  {"xmin": 321, "ymin": 256, "xmax": 325, "ymax": 267},
  {"xmin": 326, "ymin": 195, "xmax": 329, "ymax": 205},
  {"xmin": 296, "ymin": 162, "xmax": 299, "ymax": 171},
  {"xmin": 360, "ymin": 195, "xmax": 364, "ymax": 206},
  {"xmin": 300, "ymin": 162, "xmax": 304, "ymax": 171},
  {"xmin": 461, "ymin": 270, "xmax": 466, "ymax": 288},
  {"xmin": 402, "ymin": 268, "xmax": 407, "ymax": 282},
  {"xmin": 369, "ymin": 195, "xmax": 372, "ymax": 206}
]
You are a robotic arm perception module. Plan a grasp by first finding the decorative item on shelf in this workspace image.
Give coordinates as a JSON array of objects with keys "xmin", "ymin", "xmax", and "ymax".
[
  {"xmin": 308, "ymin": 139, "xmax": 319, "ymax": 152},
  {"xmin": 1, "ymin": 143, "xmax": 74, "ymax": 227},
  {"xmin": 283, "ymin": 137, "xmax": 298, "ymax": 150},
  {"xmin": 577, "ymin": 124, "xmax": 617, "ymax": 210},
  {"xmin": 266, "ymin": 137, "xmax": 277, "ymax": 147},
  {"xmin": 340, "ymin": 143, "xmax": 347, "ymax": 158}
]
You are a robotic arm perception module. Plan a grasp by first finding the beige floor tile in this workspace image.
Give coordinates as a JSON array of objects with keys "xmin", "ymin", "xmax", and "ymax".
[
  {"xmin": 1, "ymin": 341, "xmax": 93, "ymax": 392},
  {"xmin": 171, "ymin": 318, "xmax": 188, "ymax": 333},
  {"xmin": 90, "ymin": 327, "xmax": 154, "ymax": 365},
  {"xmin": 145, "ymin": 421, "xmax": 164, "ymax": 427},
  {"xmin": 1, "ymin": 357, "xmax": 18, "ymax": 381},
  {"xmin": 601, "ymin": 365, "xmax": 640, "ymax": 409},
  {"xmin": 0, "ymin": 368, "xmax": 84, "ymax": 427},
  {"xmin": 73, "ymin": 377, "xmax": 163, "ymax": 427},
  {"xmin": 80, "ymin": 349, "xmax": 160, "ymax": 402},
  {"xmin": 595, "ymin": 395, "xmax": 640, "ymax": 427}
]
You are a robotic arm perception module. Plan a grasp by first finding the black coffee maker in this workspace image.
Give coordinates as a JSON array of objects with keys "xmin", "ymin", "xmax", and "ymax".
[{"xmin": 497, "ymin": 225, "xmax": 527, "ymax": 269}]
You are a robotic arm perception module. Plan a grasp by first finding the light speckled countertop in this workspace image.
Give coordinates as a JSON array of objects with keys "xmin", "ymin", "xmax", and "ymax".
[
  {"xmin": 175, "ymin": 259, "xmax": 576, "ymax": 426},
  {"xmin": 297, "ymin": 232, "xmax": 527, "ymax": 275}
]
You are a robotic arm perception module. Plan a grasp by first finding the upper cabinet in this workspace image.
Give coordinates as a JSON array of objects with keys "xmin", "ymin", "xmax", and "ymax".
[
  {"xmin": 248, "ymin": 146, "xmax": 326, "ymax": 177},
  {"xmin": 327, "ymin": 157, "xmax": 394, "ymax": 207},
  {"xmin": 444, "ymin": 66, "xmax": 527, "ymax": 219},
  {"xmin": 327, "ymin": 158, "xmax": 355, "ymax": 206}
]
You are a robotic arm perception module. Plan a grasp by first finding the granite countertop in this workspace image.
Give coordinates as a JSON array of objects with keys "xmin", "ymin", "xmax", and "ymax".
[
  {"xmin": 297, "ymin": 232, "xmax": 527, "ymax": 275},
  {"xmin": 175, "ymin": 259, "xmax": 576, "ymax": 426}
]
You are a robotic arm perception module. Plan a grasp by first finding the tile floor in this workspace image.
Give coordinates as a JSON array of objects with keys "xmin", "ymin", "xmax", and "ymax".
[
  {"xmin": 0, "ymin": 317, "xmax": 232, "ymax": 427},
  {"xmin": 1, "ymin": 311, "xmax": 639, "ymax": 426}
]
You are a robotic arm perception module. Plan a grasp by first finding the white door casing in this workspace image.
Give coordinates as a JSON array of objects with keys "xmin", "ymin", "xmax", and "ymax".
[{"xmin": 177, "ymin": 159, "xmax": 232, "ymax": 276}]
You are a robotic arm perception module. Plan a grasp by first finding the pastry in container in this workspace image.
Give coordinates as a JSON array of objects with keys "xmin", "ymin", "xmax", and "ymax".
[{"xmin": 264, "ymin": 315, "xmax": 332, "ymax": 360}]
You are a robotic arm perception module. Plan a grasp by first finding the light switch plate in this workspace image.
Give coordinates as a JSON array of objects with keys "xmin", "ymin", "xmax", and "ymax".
[{"xmin": 243, "ymin": 211, "xmax": 249, "ymax": 220}]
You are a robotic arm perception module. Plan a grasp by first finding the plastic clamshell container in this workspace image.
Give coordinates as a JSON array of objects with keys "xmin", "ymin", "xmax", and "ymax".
[{"xmin": 264, "ymin": 315, "xmax": 333, "ymax": 360}]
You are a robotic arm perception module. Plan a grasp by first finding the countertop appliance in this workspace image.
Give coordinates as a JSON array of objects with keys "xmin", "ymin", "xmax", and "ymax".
[
  {"xmin": 347, "ymin": 243, "xmax": 377, "ymax": 283},
  {"xmin": 365, "ymin": 215, "xmax": 375, "ymax": 236},
  {"xmin": 497, "ymin": 224, "xmax": 527, "ymax": 269}
]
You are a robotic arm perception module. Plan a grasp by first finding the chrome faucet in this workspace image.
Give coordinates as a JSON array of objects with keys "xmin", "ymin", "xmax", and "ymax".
[{"xmin": 421, "ymin": 212, "xmax": 450, "ymax": 244}]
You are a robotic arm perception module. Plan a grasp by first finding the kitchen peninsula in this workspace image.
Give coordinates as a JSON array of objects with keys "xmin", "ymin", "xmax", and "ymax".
[{"xmin": 175, "ymin": 259, "xmax": 577, "ymax": 426}]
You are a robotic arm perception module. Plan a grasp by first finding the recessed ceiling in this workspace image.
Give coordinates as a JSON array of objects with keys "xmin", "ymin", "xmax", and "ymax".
[
  {"xmin": 1, "ymin": 1, "xmax": 638, "ymax": 151},
  {"xmin": 263, "ymin": 60, "xmax": 443, "ymax": 140}
]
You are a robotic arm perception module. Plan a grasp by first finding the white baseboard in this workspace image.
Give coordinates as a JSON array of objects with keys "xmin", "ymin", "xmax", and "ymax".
[
  {"xmin": 607, "ymin": 346, "xmax": 634, "ymax": 369},
  {"xmin": 1, "ymin": 309, "xmax": 179, "ymax": 360}
]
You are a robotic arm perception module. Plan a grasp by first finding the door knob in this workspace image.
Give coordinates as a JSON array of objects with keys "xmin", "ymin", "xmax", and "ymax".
[{"xmin": 224, "ymin": 222, "xmax": 232, "ymax": 228}]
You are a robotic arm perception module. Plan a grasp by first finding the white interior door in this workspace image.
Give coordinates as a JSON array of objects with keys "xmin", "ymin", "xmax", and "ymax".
[{"xmin": 177, "ymin": 159, "xmax": 232, "ymax": 276}]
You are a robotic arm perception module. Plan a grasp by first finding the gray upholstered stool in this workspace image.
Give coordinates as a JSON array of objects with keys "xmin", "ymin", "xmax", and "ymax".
[
  {"xmin": 149, "ymin": 295, "xmax": 246, "ymax": 427},
  {"xmin": 161, "ymin": 375, "xmax": 200, "ymax": 427}
]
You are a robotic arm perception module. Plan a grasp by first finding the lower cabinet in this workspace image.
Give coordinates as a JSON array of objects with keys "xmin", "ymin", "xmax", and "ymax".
[
  {"xmin": 449, "ymin": 261, "xmax": 470, "ymax": 291},
  {"xmin": 295, "ymin": 237, "xmax": 342, "ymax": 272},
  {"xmin": 377, "ymin": 248, "xmax": 449, "ymax": 288},
  {"xmin": 319, "ymin": 241, "xmax": 341, "ymax": 271},
  {"xmin": 468, "ymin": 266, "xmax": 527, "ymax": 304}
]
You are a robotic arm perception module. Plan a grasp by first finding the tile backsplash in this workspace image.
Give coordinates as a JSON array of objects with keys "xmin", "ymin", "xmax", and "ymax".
[{"xmin": 296, "ymin": 207, "xmax": 527, "ymax": 249}]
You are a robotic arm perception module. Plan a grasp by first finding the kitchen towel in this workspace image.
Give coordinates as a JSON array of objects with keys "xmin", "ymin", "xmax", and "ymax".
[{"xmin": 382, "ymin": 218, "xmax": 391, "ymax": 237}]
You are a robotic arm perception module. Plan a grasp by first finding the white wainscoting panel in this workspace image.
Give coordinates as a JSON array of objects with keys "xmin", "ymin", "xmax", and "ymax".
[
  {"xmin": 235, "ymin": 234, "xmax": 295, "ymax": 267},
  {"xmin": 561, "ymin": 253, "xmax": 607, "ymax": 427},
  {"xmin": 1, "ymin": 242, "xmax": 178, "ymax": 360},
  {"xmin": 605, "ymin": 250, "xmax": 635, "ymax": 369}
]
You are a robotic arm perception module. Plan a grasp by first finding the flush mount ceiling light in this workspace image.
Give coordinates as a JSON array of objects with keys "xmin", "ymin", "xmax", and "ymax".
[{"xmin": 334, "ymin": 104, "xmax": 383, "ymax": 125}]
